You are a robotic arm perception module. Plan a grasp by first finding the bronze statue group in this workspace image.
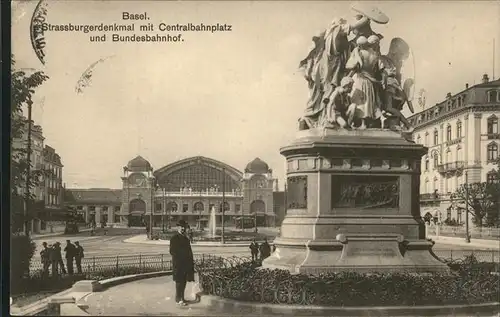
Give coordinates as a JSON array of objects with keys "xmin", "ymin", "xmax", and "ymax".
[
  {"xmin": 299, "ymin": 4, "xmax": 415, "ymax": 132},
  {"xmin": 39, "ymin": 239, "xmax": 85, "ymax": 277}
]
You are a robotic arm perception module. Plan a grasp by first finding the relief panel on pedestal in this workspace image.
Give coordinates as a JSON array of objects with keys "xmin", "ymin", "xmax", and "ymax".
[
  {"xmin": 331, "ymin": 175, "xmax": 399, "ymax": 209},
  {"xmin": 286, "ymin": 176, "xmax": 308, "ymax": 209}
]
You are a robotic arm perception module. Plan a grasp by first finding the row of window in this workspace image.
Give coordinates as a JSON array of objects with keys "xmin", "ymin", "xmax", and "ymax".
[
  {"xmin": 76, "ymin": 205, "xmax": 121, "ymax": 212},
  {"xmin": 416, "ymin": 115, "xmax": 499, "ymax": 147},
  {"xmin": 423, "ymin": 142, "xmax": 498, "ymax": 171},
  {"xmin": 154, "ymin": 202, "xmax": 242, "ymax": 213}
]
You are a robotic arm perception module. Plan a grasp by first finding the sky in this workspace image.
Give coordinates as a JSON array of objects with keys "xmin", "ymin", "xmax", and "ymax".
[{"xmin": 11, "ymin": 0, "xmax": 500, "ymax": 189}]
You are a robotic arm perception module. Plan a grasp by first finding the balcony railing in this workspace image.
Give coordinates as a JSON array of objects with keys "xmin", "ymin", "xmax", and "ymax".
[
  {"xmin": 437, "ymin": 161, "xmax": 465, "ymax": 174},
  {"xmin": 486, "ymin": 133, "xmax": 500, "ymax": 140},
  {"xmin": 154, "ymin": 190, "xmax": 244, "ymax": 197},
  {"xmin": 420, "ymin": 193, "xmax": 440, "ymax": 201}
]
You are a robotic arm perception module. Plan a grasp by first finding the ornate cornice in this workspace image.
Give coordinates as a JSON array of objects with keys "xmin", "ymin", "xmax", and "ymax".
[{"xmin": 411, "ymin": 104, "xmax": 500, "ymax": 131}]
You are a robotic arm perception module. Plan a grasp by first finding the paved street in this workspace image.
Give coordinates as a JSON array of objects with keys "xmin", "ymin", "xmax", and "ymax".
[{"xmin": 31, "ymin": 232, "xmax": 497, "ymax": 260}]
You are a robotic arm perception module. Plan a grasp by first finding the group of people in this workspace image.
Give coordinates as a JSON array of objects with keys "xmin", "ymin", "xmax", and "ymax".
[
  {"xmin": 39, "ymin": 240, "xmax": 85, "ymax": 277},
  {"xmin": 299, "ymin": 4, "xmax": 415, "ymax": 132},
  {"xmin": 249, "ymin": 238, "xmax": 274, "ymax": 261}
]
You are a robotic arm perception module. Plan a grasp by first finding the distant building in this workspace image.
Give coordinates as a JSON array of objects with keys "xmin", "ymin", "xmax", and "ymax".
[
  {"xmin": 408, "ymin": 74, "xmax": 500, "ymax": 223},
  {"xmin": 65, "ymin": 156, "xmax": 286, "ymax": 228},
  {"xmin": 11, "ymin": 116, "xmax": 66, "ymax": 233}
]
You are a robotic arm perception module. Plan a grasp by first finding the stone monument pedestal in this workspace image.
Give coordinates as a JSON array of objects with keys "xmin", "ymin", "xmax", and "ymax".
[{"xmin": 263, "ymin": 128, "xmax": 449, "ymax": 274}]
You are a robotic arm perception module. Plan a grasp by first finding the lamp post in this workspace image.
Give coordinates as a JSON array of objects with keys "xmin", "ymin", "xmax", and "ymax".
[
  {"xmin": 465, "ymin": 171, "xmax": 471, "ymax": 243},
  {"xmin": 24, "ymin": 99, "xmax": 33, "ymax": 236},
  {"xmin": 221, "ymin": 168, "xmax": 226, "ymax": 244},
  {"xmin": 162, "ymin": 187, "xmax": 166, "ymax": 233},
  {"xmin": 150, "ymin": 181, "xmax": 155, "ymax": 240}
]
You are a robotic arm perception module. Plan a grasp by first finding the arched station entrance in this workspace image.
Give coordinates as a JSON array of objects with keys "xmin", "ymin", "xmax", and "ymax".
[{"xmin": 128, "ymin": 199, "xmax": 146, "ymax": 227}]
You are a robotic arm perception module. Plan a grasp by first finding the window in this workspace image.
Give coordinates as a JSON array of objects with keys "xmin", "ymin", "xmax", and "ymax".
[
  {"xmin": 417, "ymin": 135, "xmax": 421, "ymax": 144},
  {"xmin": 425, "ymin": 157, "xmax": 429, "ymax": 171},
  {"xmin": 114, "ymin": 206, "xmax": 121, "ymax": 212},
  {"xmin": 433, "ymin": 155, "xmax": 439, "ymax": 168},
  {"xmin": 235, "ymin": 204, "xmax": 241, "ymax": 212},
  {"xmin": 487, "ymin": 142, "xmax": 498, "ymax": 161},
  {"xmin": 456, "ymin": 121, "xmax": 462, "ymax": 138},
  {"xmin": 77, "ymin": 206, "xmax": 83, "ymax": 210},
  {"xmin": 102, "ymin": 206, "xmax": 108, "ymax": 212},
  {"xmin": 182, "ymin": 203, "xmax": 188, "ymax": 212},
  {"xmin": 487, "ymin": 115, "xmax": 498, "ymax": 134},
  {"xmin": 433, "ymin": 130, "xmax": 439, "ymax": 145},
  {"xmin": 424, "ymin": 132, "xmax": 429, "ymax": 145},
  {"xmin": 114, "ymin": 215, "xmax": 121, "ymax": 223},
  {"xmin": 488, "ymin": 90, "xmax": 498, "ymax": 102},
  {"xmin": 487, "ymin": 172, "xmax": 497, "ymax": 183},
  {"xmin": 156, "ymin": 203, "xmax": 162, "ymax": 211},
  {"xmin": 446, "ymin": 124, "xmax": 452, "ymax": 141},
  {"xmin": 89, "ymin": 206, "xmax": 96, "ymax": 212}
]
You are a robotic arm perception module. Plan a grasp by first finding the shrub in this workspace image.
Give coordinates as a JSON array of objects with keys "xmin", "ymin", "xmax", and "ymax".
[
  {"xmin": 198, "ymin": 256, "xmax": 500, "ymax": 307},
  {"xmin": 10, "ymin": 234, "xmax": 36, "ymax": 282}
]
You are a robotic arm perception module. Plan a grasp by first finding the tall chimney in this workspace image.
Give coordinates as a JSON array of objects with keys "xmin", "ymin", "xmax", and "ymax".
[
  {"xmin": 482, "ymin": 74, "xmax": 489, "ymax": 83},
  {"xmin": 465, "ymin": 83, "xmax": 469, "ymax": 89}
]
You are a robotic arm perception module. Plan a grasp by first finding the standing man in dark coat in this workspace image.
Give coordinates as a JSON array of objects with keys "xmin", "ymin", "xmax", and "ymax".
[
  {"xmin": 249, "ymin": 239, "xmax": 259, "ymax": 261},
  {"xmin": 40, "ymin": 242, "xmax": 52, "ymax": 277},
  {"xmin": 74, "ymin": 241, "xmax": 85, "ymax": 274},
  {"xmin": 259, "ymin": 238, "xmax": 271, "ymax": 261},
  {"xmin": 169, "ymin": 220, "xmax": 195, "ymax": 306},
  {"xmin": 64, "ymin": 240, "xmax": 76, "ymax": 275}
]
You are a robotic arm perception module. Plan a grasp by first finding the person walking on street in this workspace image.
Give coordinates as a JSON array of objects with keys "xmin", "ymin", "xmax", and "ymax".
[
  {"xmin": 249, "ymin": 239, "xmax": 259, "ymax": 261},
  {"xmin": 40, "ymin": 242, "xmax": 52, "ymax": 277},
  {"xmin": 74, "ymin": 241, "xmax": 84, "ymax": 274},
  {"xmin": 169, "ymin": 220, "xmax": 195, "ymax": 306},
  {"xmin": 64, "ymin": 240, "xmax": 76, "ymax": 275},
  {"xmin": 259, "ymin": 238, "xmax": 271, "ymax": 261}
]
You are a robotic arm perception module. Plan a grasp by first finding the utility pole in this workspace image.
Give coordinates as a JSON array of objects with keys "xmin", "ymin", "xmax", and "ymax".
[
  {"xmin": 465, "ymin": 171, "xmax": 471, "ymax": 243},
  {"xmin": 162, "ymin": 187, "xmax": 166, "ymax": 233},
  {"xmin": 221, "ymin": 168, "xmax": 225, "ymax": 244},
  {"xmin": 24, "ymin": 100, "xmax": 33, "ymax": 236}
]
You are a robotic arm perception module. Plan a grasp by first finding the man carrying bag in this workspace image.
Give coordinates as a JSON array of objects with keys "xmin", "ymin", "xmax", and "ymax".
[{"xmin": 169, "ymin": 220, "xmax": 195, "ymax": 306}]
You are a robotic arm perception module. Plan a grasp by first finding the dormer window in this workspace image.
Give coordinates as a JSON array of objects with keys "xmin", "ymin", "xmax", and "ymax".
[{"xmin": 487, "ymin": 90, "xmax": 499, "ymax": 103}]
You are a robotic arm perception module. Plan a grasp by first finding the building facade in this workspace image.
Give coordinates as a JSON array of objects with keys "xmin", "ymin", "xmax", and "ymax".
[
  {"xmin": 11, "ymin": 117, "xmax": 66, "ymax": 233},
  {"xmin": 409, "ymin": 74, "xmax": 500, "ymax": 223},
  {"xmin": 65, "ymin": 156, "xmax": 284, "ymax": 228}
]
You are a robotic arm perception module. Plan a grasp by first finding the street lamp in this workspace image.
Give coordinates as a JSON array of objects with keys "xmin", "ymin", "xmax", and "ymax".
[
  {"xmin": 162, "ymin": 187, "xmax": 166, "ymax": 233},
  {"xmin": 221, "ymin": 167, "xmax": 226, "ymax": 244},
  {"xmin": 465, "ymin": 171, "xmax": 471, "ymax": 243}
]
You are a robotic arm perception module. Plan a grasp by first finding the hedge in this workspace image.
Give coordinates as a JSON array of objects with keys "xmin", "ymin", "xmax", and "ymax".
[{"xmin": 198, "ymin": 255, "xmax": 500, "ymax": 307}]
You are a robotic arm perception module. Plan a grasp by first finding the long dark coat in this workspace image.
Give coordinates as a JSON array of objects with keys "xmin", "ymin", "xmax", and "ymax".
[{"xmin": 169, "ymin": 232, "xmax": 195, "ymax": 282}]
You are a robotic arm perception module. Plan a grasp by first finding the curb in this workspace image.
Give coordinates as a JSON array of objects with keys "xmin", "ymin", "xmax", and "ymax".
[
  {"xmin": 201, "ymin": 296, "xmax": 500, "ymax": 316},
  {"xmin": 429, "ymin": 235, "xmax": 500, "ymax": 249},
  {"xmin": 98, "ymin": 270, "xmax": 172, "ymax": 289},
  {"xmin": 123, "ymin": 235, "xmax": 274, "ymax": 247}
]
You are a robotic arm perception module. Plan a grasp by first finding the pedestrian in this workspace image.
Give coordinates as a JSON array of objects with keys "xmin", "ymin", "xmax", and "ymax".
[
  {"xmin": 259, "ymin": 238, "xmax": 271, "ymax": 261},
  {"xmin": 52, "ymin": 242, "xmax": 66, "ymax": 275},
  {"xmin": 169, "ymin": 220, "xmax": 195, "ymax": 306},
  {"xmin": 40, "ymin": 242, "xmax": 52, "ymax": 277},
  {"xmin": 249, "ymin": 239, "xmax": 259, "ymax": 261},
  {"xmin": 74, "ymin": 241, "xmax": 84, "ymax": 274},
  {"xmin": 64, "ymin": 240, "xmax": 76, "ymax": 275}
]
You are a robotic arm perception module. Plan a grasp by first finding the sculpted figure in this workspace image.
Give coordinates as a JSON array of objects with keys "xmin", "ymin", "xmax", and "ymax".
[
  {"xmin": 323, "ymin": 77, "xmax": 357, "ymax": 129},
  {"xmin": 298, "ymin": 19, "xmax": 352, "ymax": 130},
  {"xmin": 345, "ymin": 35, "xmax": 385, "ymax": 129},
  {"xmin": 380, "ymin": 38, "xmax": 415, "ymax": 131}
]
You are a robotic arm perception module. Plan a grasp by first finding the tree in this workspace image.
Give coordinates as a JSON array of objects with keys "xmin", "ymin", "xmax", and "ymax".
[
  {"xmin": 10, "ymin": 55, "xmax": 49, "ymax": 233},
  {"xmin": 453, "ymin": 182, "xmax": 499, "ymax": 227}
]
